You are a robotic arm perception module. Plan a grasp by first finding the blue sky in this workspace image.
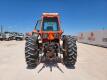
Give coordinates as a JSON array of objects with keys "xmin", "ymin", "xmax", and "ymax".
[{"xmin": 0, "ymin": 0, "xmax": 107, "ymax": 35}]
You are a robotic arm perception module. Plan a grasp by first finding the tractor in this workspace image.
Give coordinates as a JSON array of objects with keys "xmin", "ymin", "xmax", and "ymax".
[{"xmin": 25, "ymin": 13, "xmax": 77, "ymax": 69}]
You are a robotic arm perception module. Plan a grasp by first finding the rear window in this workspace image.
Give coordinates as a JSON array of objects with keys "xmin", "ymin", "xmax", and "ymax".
[{"xmin": 42, "ymin": 17, "xmax": 59, "ymax": 31}]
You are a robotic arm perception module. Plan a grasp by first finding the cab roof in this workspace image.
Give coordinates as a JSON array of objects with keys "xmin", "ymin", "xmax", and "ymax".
[{"xmin": 42, "ymin": 13, "xmax": 59, "ymax": 17}]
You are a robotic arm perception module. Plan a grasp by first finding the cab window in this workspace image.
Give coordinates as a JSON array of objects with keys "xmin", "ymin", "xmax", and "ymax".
[{"xmin": 42, "ymin": 17, "xmax": 59, "ymax": 31}]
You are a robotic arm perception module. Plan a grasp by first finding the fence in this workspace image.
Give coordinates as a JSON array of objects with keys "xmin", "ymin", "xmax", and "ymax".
[{"xmin": 77, "ymin": 30, "xmax": 107, "ymax": 47}]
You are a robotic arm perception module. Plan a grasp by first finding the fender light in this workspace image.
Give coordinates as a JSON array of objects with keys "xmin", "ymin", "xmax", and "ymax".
[{"xmin": 32, "ymin": 29, "xmax": 38, "ymax": 33}]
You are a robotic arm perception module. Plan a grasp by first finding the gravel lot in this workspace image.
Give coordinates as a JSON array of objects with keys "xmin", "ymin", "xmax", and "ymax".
[{"xmin": 0, "ymin": 41, "xmax": 107, "ymax": 80}]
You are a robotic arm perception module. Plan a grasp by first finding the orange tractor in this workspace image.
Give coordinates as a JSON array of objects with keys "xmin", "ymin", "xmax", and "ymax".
[{"xmin": 25, "ymin": 13, "xmax": 77, "ymax": 69}]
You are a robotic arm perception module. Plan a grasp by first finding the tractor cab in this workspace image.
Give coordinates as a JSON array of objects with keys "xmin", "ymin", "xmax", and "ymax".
[
  {"xmin": 34, "ymin": 13, "xmax": 63, "ymax": 41},
  {"xmin": 41, "ymin": 13, "xmax": 60, "ymax": 31}
]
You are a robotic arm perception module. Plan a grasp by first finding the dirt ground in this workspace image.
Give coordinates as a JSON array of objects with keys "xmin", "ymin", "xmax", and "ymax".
[{"xmin": 0, "ymin": 41, "xmax": 107, "ymax": 80}]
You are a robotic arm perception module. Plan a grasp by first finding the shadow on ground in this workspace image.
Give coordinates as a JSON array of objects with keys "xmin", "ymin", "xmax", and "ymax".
[{"xmin": 37, "ymin": 60, "xmax": 75, "ymax": 73}]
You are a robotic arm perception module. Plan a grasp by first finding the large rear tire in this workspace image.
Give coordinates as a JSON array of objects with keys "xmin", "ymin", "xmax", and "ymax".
[
  {"xmin": 63, "ymin": 35, "xmax": 77, "ymax": 67},
  {"xmin": 25, "ymin": 36, "xmax": 39, "ymax": 69}
]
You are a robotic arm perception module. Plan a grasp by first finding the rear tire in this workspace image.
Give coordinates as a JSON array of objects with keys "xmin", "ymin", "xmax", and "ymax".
[
  {"xmin": 25, "ymin": 36, "xmax": 39, "ymax": 69},
  {"xmin": 63, "ymin": 35, "xmax": 77, "ymax": 67}
]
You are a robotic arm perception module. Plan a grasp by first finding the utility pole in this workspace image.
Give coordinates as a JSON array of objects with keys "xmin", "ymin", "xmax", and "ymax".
[{"xmin": 0, "ymin": 25, "xmax": 3, "ymax": 33}]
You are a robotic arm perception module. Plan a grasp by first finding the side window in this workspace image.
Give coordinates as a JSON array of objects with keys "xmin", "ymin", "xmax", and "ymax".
[{"xmin": 35, "ymin": 20, "xmax": 41, "ymax": 31}]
